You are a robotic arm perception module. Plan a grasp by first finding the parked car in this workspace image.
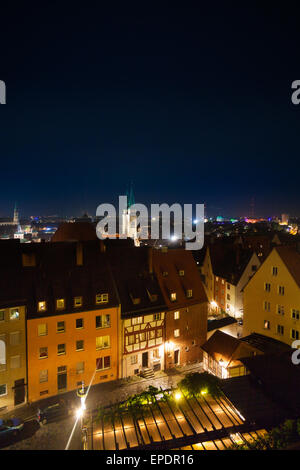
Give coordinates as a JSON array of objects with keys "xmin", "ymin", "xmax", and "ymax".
[
  {"xmin": 37, "ymin": 401, "xmax": 70, "ymax": 425},
  {"xmin": 0, "ymin": 418, "xmax": 24, "ymax": 439}
]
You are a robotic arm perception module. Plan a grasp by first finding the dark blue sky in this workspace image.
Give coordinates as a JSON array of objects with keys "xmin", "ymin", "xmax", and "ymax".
[{"xmin": 1, "ymin": 2, "xmax": 300, "ymax": 218}]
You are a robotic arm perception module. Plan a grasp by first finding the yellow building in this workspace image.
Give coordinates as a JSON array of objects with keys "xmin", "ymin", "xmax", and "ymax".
[
  {"xmin": 243, "ymin": 246, "xmax": 300, "ymax": 346},
  {"xmin": 0, "ymin": 304, "xmax": 27, "ymax": 412}
]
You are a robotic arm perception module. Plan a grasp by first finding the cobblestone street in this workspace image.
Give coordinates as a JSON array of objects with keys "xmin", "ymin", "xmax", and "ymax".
[{"xmin": 1, "ymin": 363, "xmax": 203, "ymax": 450}]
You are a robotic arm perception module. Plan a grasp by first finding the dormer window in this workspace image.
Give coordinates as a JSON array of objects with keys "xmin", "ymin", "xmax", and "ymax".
[
  {"xmin": 96, "ymin": 293, "xmax": 109, "ymax": 304},
  {"xmin": 56, "ymin": 299, "xmax": 65, "ymax": 310},
  {"xmin": 170, "ymin": 292, "xmax": 177, "ymax": 302},
  {"xmin": 162, "ymin": 270, "xmax": 168, "ymax": 277},
  {"xmin": 179, "ymin": 270, "xmax": 185, "ymax": 276},
  {"xmin": 186, "ymin": 289, "xmax": 193, "ymax": 298},
  {"xmin": 147, "ymin": 289, "xmax": 158, "ymax": 303},
  {"xmin": 38, "ymin": 301, "xmax": 47, "ymax": 312},
  {"xmin": 130, "ymin": 294, "xmax": 141, "ymax": 305},
  {"xmin": 74, "ymin": 296, "xmax": 82, "ymax": 308}
]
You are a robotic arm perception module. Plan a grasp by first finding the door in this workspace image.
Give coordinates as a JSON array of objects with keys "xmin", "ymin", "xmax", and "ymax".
[
  {"xmin": 57, "ymin": 372, "xmax": 67, "ymax": 392},
  {"xmin": 142, "ymin": 352, "xmax": 148, "ymax": 368},
  {"xmin": 14, "ymin": 379, "xmax": 25, "ymax": 406},
  {"xmin": 174, "ymin": 349, "xmax": 179, "ymax": 365}
]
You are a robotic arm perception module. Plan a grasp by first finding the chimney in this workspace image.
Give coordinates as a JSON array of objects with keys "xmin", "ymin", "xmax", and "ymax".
[
  {"xmin": 148, "ymin": 246, "xmax": 153, "ymax": 274},
  {"xmin": 76, "ymin": 242, "xmax": 83, "ymax": 266}
]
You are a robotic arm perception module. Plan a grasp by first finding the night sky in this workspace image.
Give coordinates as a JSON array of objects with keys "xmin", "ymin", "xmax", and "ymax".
[{"xmin": 1, "ymin": 2, "xmax": 300, "ymax": 218}]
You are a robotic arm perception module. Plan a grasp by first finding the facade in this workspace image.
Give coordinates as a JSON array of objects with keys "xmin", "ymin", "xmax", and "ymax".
[
  {"xmin": 243, "ymin": 246, "xmax": 300, "ymax": 346},
  {"xmin": 24, "ymin": 240, "xmax": 120, "ymax": 403},
  {"xmin": 0, "ymin": 304, "xmax": 27, "ymax": 411},
  {"xmin": 153, "ymin": 248, "xmax": 208, "ymax": 368}
]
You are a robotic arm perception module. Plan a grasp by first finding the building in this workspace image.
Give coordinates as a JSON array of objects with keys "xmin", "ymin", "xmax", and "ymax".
[
  {"xmin": 24, "ymin": 240, "xmax": 120, "ymax": 403},
  {"xmin": 153, "ymin": 247, "xmax": 208, "ymax": 368},
  {"xmin": 243, "ymin": 245, "xmax": 300, "ymax": 346},
  {"xmin": 0, "ymin": 241, "xmax": 27, "ymax": 412},
  {"xmin": 201, "ymin": 330, "xmax": 262, "ymax": 379},
  {"xmin": 106, "ymin": 244, "xmax": 167, "ymax": 378},
  {"xmin": 202, "ymin": 244, "xmax": 260, "ymax": 318}
]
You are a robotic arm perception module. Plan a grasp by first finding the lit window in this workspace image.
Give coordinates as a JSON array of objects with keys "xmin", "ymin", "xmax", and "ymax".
[
  {"xmin": 174, "ymin": 329, "xmax": 180, "ymax": 337},
  {"xmin": 76, "ymin": 318, "xmax": 84, "ymax": 329},
  {"xmin": 153, "ymin": 348, "xmax": 160, "ymax": 358},
  {"xmin": 132, "ymin": 316, "xmax": 142, "ymax": 325},
  {"xmin": 96, "ymin": 335, "xmax": 110, "ymax": 350},
  {"xmin": 171, "ymin": 292, "xmax": 177, "ymax": 302},
  {"xmin": 56, "ymin": 299, "xmax": 65, "ymax": 310},
  {"xmin": 10, "ymin": 308, "xmax": 20, "ymax": 320},
  {"xmin": 76, "ymin": 340, "xmax": 84, "ymax": 351},
  {"xmin": 0, "ymin": 310, "xmax": 4, "ymax": 322},
  {"xmin": 128, "ymin": 335, "xmax": 135, "ymax": 345},
  {"xmin": 57, "ymin": 343, "xmax": 66, "ymax": 355},
  {"xmin": 39, "ymin": 347, "xmax": 48, "ymax": 359},
  {"xmin": 153, "ymin": 313, "xmax": 161, "ymax": 321},
  {"xmin": 39, "ymin": 369, "xmax": 48, "ymax": 383},
  {"xmin": 74, "ymin": 297, "xmax": 82, "ymax": 307},
  {"xmin": 179, "ymin": 270, "xmax": 185, "ymax": 276},
  {"xmin": 57, "ymin": 321, "xmax": 65, "ymax": 333},
  {"xmin": 38, "ymin": 324, "xmax": 47, "ymax": 336},
  {"xmin": 139, "ymin": 332, "xmax": 146, "ymax": 342},
  {"xmin": 186, "ymin": 290, "xmax": 193, "ymax": 298},
  {"xmin": 10, "ymin": 331, "xmax": 21, "ymax": 345},
  {"xmin": 96, "ymin": 293, "xmax": 109, "ymax": 304},
  {"xmin": 264, "ymin": 320, "xmax": 270, "ymax": 330},
  {"xmin": 96, "ymin": 314, "xmax": 110, "ymax": 329},
  {"xmin": 38, "ymin": 302, "xmax": 47, "ymax": 312},
  {"xmin": 174, "ymin": 311, "xmax": 180, "ymax": 320}
]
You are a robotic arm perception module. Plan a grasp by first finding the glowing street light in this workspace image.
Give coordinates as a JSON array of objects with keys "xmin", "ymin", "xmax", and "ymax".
[{"xmin": 174, "ymin": 392, "xmax": 182, "ymax": 401}]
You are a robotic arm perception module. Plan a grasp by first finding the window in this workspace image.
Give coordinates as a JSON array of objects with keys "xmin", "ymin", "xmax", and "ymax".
[
  {"xmin": 56, "ymin": 299, "xmax": 65, "ymax": 310},
  {"xmin": 9, "ymin": 308, "xmax": 20, "ymax": 320},
  {"xmin": 277, "ymin": 305, "xmax": 284, "ymax": 316},
  {"xmin": 38, "ymin": 324, "xmax": 47, "ymax": 336},
  {"xmin": 96, "ymin": 293, "xmax": 109, "ymax": 304},
  {"xmin": 272, "ymin": 267, "xmax": 278, "ymax": 276},
  {"xmin": 76, "ymin": 362, "xmax": 84, "ymax": 374},
  {"xmin": 174, "ymin": 329, "xmax": 180, "ymax": 337},
  {"xmin": 139, "ymin": 332, "xmax": 146, "ymax": 342},
  {"xmin": 227, "ymin": 294, "xmax": 230, "ymax": 301},
  {"xmin": 179, "ymin": 270, "xmax": 185, "ymax": 276},
  {"xmin": 0, "ymin": 384, "xmax": 7, "ymax": 396},
  {"xmin": 156, "ymin": 328, "xmax": 162, "ymax": 338},
  {"xmin": 291, "ymin": 329, "xmax": 300, "ymax": 340},
  {"xmin": 174, "ymin": 311, "xmax": 180, "ymax": 320},
  {"xmin": 132, "ymin": 316, "xmax": 142, "ymax": 325},
  {"xmin": 131, "ymin": 355, "xmax": 138, "ymax": 365},
  {"xmin": 162, "ymin": 271, "xmax": 168, "ymax": 277},
  {"xmin": 74, "ymin": 296, "xmax": 82, "ymax": 307},
  {"xmin": 128, "ymin": 335, "xmax": 135, "ymax": 345},
  {"xmin": 40, "ymin": 390, "xmax": 48, "ymax": 396},
  {"xmin": 76, "ymin": 340, "xmax": 84, "ymax": 351},
  {"xmin": 265, "ymin": 283, "xmax": 271, "ymax": 292},
  {"xmin": 186, "ymin": 289, "xmax": 193, "ymax": 298},
  {"xmin": 171, "ymin": 292, "xmax": 177, "ymax": 302},
  {"xmin": 10, "ymin": 355, "xmax": 21, "ymax": 369},
  {"xmin": 227, "ymin": 284, "xmax": 230, "ymax": 290},
  {"xmin": 96, "ymin": 335, "xmax": 110, "ymax": 350},
  {"xmin": 57, "ymin": 321, "xmax": 65, "ymax": 333},
  {"xmin": 292, "ymin": 309, "xmax": 300, "ymax": 320},
  {"xmin": 96, "ymin": 356, "xmax": 110, "ymax": 371},
  {"xmin": 0, "ymin": 310, "xmax": 4, "ymax": 322},
  {"xmin": 264, "ymin": 320, "xmax": 270, "ymax": 330},
  {"xmin": 10, "ymin": 331, "xmax": 21, "ymax": 345},
  {"xmin": 277, "ymin": 325, "xmax": 284, "ymax": 336},
  {"xmin": 38, "ymin": 301, "xmax": 47, "ymax": 312},
  {"xmin": 153, "ymin": 348, "xmax": 160, "ymax": 358},
  {"xmin": 57, "ymin": 343, "xmax": 66, "ymax": 355},
  {"xmin": 39, "ymin": 369, "xmax": 48, "ymax": 383},
  {"xmin": 153, "ymin": 313, "xmax": 161, "ymax": 321},
  {"xmin": 264, "ymin": 301, "xmax": 270, "ymax": 311},
  {"xmin": 96, "ymin": 314, "xmax": 110, "ymax": 329},
  {"xmin": 39, "ymin": 347, "xmax": 48, "ymax": 359},
  {"xmin": 278, "ymin": 286, "xmax": 285, "ymax": 295},
  {"xmin": 76, "ymin": 318, "xmax": 84, "ymax": 329}
]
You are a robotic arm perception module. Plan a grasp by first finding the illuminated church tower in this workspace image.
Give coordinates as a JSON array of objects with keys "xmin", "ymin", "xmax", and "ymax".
[
  {"xmin": 13, "ymin": 203, "xmax": 19, "ymax": 225},
  {"xmin": 122, "ymin": 183, "xmax": 139, "ymax": 246}
]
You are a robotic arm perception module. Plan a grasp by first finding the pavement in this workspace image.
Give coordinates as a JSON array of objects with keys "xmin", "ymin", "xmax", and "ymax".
[{"xmin": 0, "ymin": 362, "xmax": 203, "ymax": 450}]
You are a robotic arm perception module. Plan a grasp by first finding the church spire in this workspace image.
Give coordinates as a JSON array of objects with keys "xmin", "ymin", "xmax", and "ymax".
[{"xmin": 126, "ymin": 182, "xmax": 135, "ymax": 209}]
